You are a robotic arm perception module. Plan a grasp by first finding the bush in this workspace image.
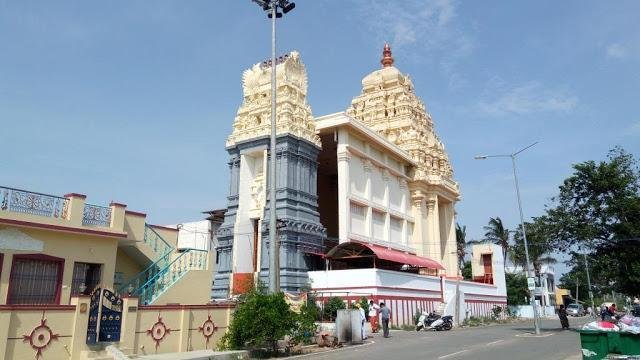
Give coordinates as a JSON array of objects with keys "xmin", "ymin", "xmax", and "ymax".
[
  {"xmin": 218, "ymin": 286, "xmax": 296, "ymax": 352},
  {"xmin": 491, "ymin": 305, "xmax": 503, "ymax": 320},
  {"xmin": 322, "ymin": 297, "xmax": 346, "ymax": 321}
]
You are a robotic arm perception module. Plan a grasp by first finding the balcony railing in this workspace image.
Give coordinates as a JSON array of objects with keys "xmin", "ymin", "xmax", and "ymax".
[
  {"xmin": 0, "ymin": 186, "xmax": 69, "ymax": 219},
  {"xmin": 82, "ymin": 204, "xmax": 112, "ymax": 227}
]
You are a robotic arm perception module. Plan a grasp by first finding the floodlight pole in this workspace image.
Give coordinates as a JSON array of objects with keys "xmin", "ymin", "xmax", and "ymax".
[
  {"xmin": 268, "ymin": 0, "xmax": 279, "ymax": 294},
  {"xmin": 475, "ymin": 141, "xmax": 541, "ymax": 335}
]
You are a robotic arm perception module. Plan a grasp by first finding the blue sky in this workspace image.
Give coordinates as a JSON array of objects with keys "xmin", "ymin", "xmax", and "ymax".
[{"xmin": 1, "ymin": 1, "xmax": 638, "ymax": 274}]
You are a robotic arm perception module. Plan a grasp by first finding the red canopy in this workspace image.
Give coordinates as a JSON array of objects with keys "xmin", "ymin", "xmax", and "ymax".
[{"xmin": 326, "ymin": 241, "xmax": 445, "ymax": 270}]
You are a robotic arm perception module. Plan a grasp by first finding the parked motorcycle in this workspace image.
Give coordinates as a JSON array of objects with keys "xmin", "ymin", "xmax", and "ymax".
[
  {"xmin": 415, "ymin": 311, "xmax": 441, "ymax": 331},
  {"xmin": 427, "ymin": 315, "xmax": 453, "ymax": 331}
]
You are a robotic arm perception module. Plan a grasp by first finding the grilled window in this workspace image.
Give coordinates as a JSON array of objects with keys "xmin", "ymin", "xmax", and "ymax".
[
  {"xmin": 8, "ymin": 255, "xmax": 63, "ymax": 304},
  {"xmin": 71, "ymin": 262, "xmax": 102, "ymax": 295}
]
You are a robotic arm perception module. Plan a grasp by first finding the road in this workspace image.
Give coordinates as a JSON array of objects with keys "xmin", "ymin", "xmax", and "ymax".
[{"xmin": 302, "ymin": 317, "xmax": 592, "ymax": 360}]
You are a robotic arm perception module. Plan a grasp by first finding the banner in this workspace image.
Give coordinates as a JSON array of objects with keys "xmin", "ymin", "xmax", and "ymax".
[{"xmin": 283, "ymin": 292, "xmax": 307, "ymax": 313}]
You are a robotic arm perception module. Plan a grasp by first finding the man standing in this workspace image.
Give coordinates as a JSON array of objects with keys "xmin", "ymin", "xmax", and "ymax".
[
  {"xmin": 368, "ymin": 300, "xmax": 379, "ymax": 333},
  {"xmin": 380, "ymin": 302, "xmax": 391, "ymax": 338}
]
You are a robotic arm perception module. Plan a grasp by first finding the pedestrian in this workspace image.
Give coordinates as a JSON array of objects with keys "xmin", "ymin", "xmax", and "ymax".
[
  {"xmin": 633, "ymin": 298, "xmax": 640, "ymax": 317},
  {"xmin": 609, "ymin": 304, "xmax": 617, "ymax": 319},
  {"xmin": 558, "ymin": 305, "xmax": 570, "ymax": 329},
  {"xmin": 355, "ymin": 303, "xmax": 367, "ymax": 340},
  {"xmin": 601, "ymin": 304, "xmax": 608, "ymax": 321},
  {"xmin": 380, "ymin": 302, "xmax": 391, "ymax": 338},
  {"xmin": 587, "ymin": 306, "xmax": 593, "ymax": 317},
  {"xmin": 368, "ymin": 300, "xmax": 380, "ymax": 333}
]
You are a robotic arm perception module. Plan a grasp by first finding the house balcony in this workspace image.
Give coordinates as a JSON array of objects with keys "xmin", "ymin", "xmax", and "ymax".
[{"xmin": 0, "ymin": 186, "xmax": 128, "ymax": 238}]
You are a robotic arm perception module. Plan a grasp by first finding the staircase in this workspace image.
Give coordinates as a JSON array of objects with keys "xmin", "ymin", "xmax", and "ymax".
[{"xmin": 117, "ymin": 224, "xmax": 208, "ymax": 305}]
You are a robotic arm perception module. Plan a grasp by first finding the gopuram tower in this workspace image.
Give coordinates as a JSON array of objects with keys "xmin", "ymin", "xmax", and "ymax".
[
  {"xmin": 346, "ymin": 44, "xmax": 461, "ymax": 274},
  {"xmin": 213, "ymin": 52, "xmax": 326, "ymax": 298}
]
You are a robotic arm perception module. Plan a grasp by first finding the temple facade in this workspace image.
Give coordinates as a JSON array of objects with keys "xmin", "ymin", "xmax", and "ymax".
[{"xmin": 214, "ymin": 45, "xmax": 461, "ymax": 297}]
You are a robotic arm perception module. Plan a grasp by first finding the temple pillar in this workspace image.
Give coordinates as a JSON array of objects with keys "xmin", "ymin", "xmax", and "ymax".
[
  {"xmin": 337, "ymin": 137, "xmax": 350, "ymax": 243},
  {"xmin": 426, "ymin": 195, "xmax": 440, "ymax": 261},
  {"xmin": 410, "ymin": 191, "xmax": 426, "ymax": 256}
]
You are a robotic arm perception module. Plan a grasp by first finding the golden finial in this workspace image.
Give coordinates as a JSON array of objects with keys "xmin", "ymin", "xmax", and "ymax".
[{"xmin": 381, "ymin": 43, "xmax": 394, "ymax": 68}]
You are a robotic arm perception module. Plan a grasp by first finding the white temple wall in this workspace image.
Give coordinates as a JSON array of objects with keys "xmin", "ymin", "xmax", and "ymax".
[
  {"xmin": 231, "ymin": 148, "xmax": 266, "ymax": 275},
  {"xmin": 310, "ymin": 268, "xmax": 507, "ymax": 326}
]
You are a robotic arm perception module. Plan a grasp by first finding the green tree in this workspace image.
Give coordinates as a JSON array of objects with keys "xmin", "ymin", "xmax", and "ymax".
[
  {"xmin": 322, "ymin": 296, "xmax": 346, "ymax": 321},
  {"xmin": 506, "ymin": 273, "xmax": 529, "ymax": 305},
  {"xmin": 456, "ymin": 223, "xmax": 467, "ymax": 269},
  {"xmin": 219, "ymin": 287, "xmax": 296, "ymax": 352},
  {"xmin": 510, "ymin": 220, "xmax": 557, "ymax": 276},
  {"xmin": 461, "ymin": 261, "xmax": 472, "ymax": 280},
  {"xmin": 483, "ymin": 217, "xmax": 510, "ymax": 269},
  {"xmin": 543, "ymin": 147, "xmax": 640, "ymax": 294}
]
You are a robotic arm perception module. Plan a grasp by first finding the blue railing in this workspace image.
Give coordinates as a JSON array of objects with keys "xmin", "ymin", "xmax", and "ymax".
[
  {"xmin": 119, "ymin": 248, "xmax": 208, "ymax": 305},
  {"xmin": 82, "ymin": 203, "xmax": 112, "ymax": 226},
  {"xmin": 143, "ymin": 224, "xmax": 174, "ymax": 258},
  {"xmin": 0, "ymin": 186, "xmax": 69, "ymax": 218}
]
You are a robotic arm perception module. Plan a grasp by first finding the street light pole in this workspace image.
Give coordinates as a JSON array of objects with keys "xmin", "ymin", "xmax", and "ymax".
[
  {"xmin": 475, "ymin": 141, "xmax": 541, "ymax": 335},
  {"xmin": 251, "ymin": 0, "xmax": 296, "ymax": 294}
]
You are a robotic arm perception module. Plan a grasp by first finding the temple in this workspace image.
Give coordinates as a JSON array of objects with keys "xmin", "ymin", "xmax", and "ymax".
[{"xmin": 214, "ymin": 46, "xmax": 505, "ymax": 326}]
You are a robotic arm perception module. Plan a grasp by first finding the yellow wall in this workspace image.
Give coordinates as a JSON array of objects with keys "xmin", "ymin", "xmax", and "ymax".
[
  {"xmin": 153, "ymin": 270, "xmax": 213, "ymax": 305},
  {"xmin": 115, "ymin": 248, "xmax": 144, "ymax": 288},
  {"xmin": 0, "ymin": 297, "xmax": 234, "ymax": 359},
  {"xmin": 0, "ymin": 225, "xmax": 118, "ymax": 305}
]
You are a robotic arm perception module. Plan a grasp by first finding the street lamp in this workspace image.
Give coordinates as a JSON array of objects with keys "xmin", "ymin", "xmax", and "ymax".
[
  {"xmin": 475, "ymin": 141, "xmax": 541, "ymax": 335},
  {"xmin": 250, "ymin": 0, "xmax": 296, "ymax": 294}
]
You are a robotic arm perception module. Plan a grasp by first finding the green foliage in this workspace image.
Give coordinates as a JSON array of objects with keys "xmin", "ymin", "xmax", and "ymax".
[
  {"xmin": 456, "ymin": 223, "xmax": 467, "ymax": 269},
  {"xmin": 218, "ymin": 287, "xmax": 296, "ymax": 352},
  {"xmin": 322, "ymin": 296, "xmax": 346, "ymax": 321},
  {"xmin": 491, "ymin": 305, "xmax": 503, "ymax": 320},
  {"xmin": 483, "ymin": 217, "xmax": 510, "ymax": 268},
  {"xmin": 506, "ymin": 273, "xmax": 529, "ymax": 305},
  {"xmin": 543, "ymin": 147, "xmax": 640, "ymax": 295},
  {"xmin": 290, "ymin": 303, "xmax": 319, "ymax": 345},
  {"xmin": 461, "ymin": 261, "xmax": 472, "ymax": 280},
  {"xmin": 510, "ymin": 219, "xmax": 557, "ymax": 276},
  {"xmin": 349, "ymin": 297, "xmax": 369, "ymax": 311}
]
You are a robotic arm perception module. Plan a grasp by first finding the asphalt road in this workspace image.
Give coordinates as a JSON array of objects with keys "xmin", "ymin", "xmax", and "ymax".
[{"xmin": 301, "ymin": 317, "xmax": 592, "ymax": 360}]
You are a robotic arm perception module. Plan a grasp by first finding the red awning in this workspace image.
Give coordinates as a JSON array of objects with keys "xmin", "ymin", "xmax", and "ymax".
[{"xmin": 326, "ymin": 241, "xmax": 445, "ymax": 270}]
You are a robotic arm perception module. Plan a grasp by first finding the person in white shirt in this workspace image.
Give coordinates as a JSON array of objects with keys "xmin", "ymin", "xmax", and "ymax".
[{"xmin": 368, "ymin": 300, "xmax": 380, "ymax": 333}]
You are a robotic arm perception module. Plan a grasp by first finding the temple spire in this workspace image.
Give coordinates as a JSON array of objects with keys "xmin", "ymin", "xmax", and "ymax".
[{"xmin": 381, "ymin": 43, "xmax": 394, "ymax": 68}]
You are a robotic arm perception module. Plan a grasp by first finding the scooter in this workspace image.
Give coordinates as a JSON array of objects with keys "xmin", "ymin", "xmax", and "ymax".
[
  {"xmin": 428, "ymin": 315, "xmax": 453, "ymax": 331},
  {"xmin": 415, "ymin": 311, "xmax": 441, "ymax": 331}
]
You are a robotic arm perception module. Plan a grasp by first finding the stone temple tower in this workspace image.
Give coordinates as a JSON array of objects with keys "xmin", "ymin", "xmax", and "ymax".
[{"xmin": 213, "ymin": 52, "xmax": 326, "ymax": 298}]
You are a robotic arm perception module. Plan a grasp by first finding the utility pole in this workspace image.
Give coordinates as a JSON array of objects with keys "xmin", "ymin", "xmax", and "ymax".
[
  {"xmin": 584, "ymin": 253, "xmax": 595, "ymax": 317},
  {"xmin": 575, "ymin": 278, "xmax": 579, "ymax": 303}
]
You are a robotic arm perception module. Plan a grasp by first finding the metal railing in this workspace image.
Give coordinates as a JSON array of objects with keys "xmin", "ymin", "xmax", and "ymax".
[
  {"xmin": 119, "ymin": 248, "xmax": 208, "ymax": 305},
  {"xmin": 143, "ymin": 224, "xmax": 174, "ymax": 258},
  {"xmin": 82, "ymin": 203, "xmax": 112, "ymax": 226},
  {"xmin": 0, "ymin": 186, "xmax": 69, "ymax": 219}
]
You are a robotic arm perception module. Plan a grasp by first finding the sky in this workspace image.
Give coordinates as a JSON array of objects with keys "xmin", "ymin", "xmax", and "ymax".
[{"xmin": 1, "ymin": 1, "xmax": 639, "ymax": 276}]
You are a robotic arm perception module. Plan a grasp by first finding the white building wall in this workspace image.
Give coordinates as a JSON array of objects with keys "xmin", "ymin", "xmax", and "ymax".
[{"xmin": 310, "ymin": 268, "xmax": 506, "ymax": 327}]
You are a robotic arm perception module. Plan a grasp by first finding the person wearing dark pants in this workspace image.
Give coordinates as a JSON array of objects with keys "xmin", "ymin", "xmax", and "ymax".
[{"xmin": 380, "ymin": 302, "xmax": 391, "ymax": 338}]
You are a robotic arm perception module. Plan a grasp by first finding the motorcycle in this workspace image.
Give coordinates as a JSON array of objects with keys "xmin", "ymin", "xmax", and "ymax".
[
  {"xmin": 427, "ymin": 315, "xmax": 453, "ymax": 331},
  {"xmin": 415, "ymin": 311, "xmax": 441, "ymax": 331}
]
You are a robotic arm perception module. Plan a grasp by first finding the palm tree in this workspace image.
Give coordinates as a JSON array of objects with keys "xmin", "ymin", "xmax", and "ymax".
[
  {"xmin": 483, "ymin": 217, "xmax": 510, "ymax": 268},
  {"xmin": 510, "ymin": 220, "xmax": 557, "ymax": 276},
  {"xmin": 455, "ymin": 223, "xmax": 467, "ymax": 269}
]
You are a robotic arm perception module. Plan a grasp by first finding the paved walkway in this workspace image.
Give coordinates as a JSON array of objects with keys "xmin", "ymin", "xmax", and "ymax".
[{"xmin": 298, "ymin": 317, "xmax": 592, "ymax": 360}]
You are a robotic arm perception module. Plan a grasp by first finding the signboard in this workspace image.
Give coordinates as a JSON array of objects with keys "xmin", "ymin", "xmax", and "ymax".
[
  {"xmin": 86, "ymin": 288, "xmax": 123, "ymax": 344},
  {"xmin": 527, "ymin": 277, "xmax": 536, "ymax": 291}
]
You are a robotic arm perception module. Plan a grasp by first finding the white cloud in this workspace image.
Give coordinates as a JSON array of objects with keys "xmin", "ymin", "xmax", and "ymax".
[
  {"xmin": 353, "ymin": 0, "xmax": 473, "ymax": 67},
  {"xmin": 606, "ymin": 43, "xmax": 627, "ymax": 59},
  {"xmin": 478, "ymin": 81, "xmax": 578, "ymax": 116},
  {"xmin": 628, "ymin": 121, "xmax": 640, "ymax": 136}
]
